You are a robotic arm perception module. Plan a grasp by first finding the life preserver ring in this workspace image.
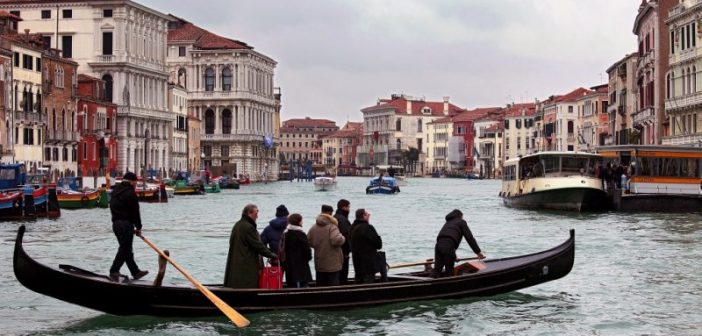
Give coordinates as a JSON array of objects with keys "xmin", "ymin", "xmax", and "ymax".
[{"xmin": 81, "ymin": 195, "xmax": 89, "ymax": 206}]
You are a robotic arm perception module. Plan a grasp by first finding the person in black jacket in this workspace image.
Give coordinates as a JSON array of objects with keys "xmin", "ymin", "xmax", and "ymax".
[
  {"xmin": 349, "ymin": 208, "xmax": 382, "ymax": 284},
  {"xmin": 334, "ymin": 199, "xmax": 352, "ymax": 285},
  {"xmin": 433, "ymin": 209, "xmax": 485, "ymax": 278},
  {"xmin": 109, "ymin": 172, "xmax": 148, "ymax": 282},
  {"xmin": 280, "ymin": 213, "xmax": 313, "ymax": 288},
  {"xmin": 261, "ymin": 204, "xmax": 289, "ymax": 255}
]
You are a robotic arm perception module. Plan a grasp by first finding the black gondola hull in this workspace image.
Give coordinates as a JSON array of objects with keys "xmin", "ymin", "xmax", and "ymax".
[{"xmin": 14, "ymin": 226, "xmax": 575, "ymax": 317}]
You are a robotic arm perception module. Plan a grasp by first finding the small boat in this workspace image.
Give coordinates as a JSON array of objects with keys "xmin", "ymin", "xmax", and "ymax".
[
  {"xmin": 13, "ymin": 225, "xmax": 575, "ymax": 317},
  {"xmin": 203, "ymin": 183, "xmax": 221, "ymax": 193},
  {"xmin": 466, "ymin": 173, "xmax": 482, "ymax": 180},
  {"xmin": 499, "ymin": 151, "xmax": 607, "ymax": 211},
  {"xmin": 366, "ymin": 176, "xmax": 401, "ymax": 194},
  {"xmin": 376, "ymin": 165, "xmax": 408, "ymax": 186},
  {"xmin": 0, "ymin": 164, "xmax": 60, "ymax": 220},
  {"xmin": 56, "ymin": 189, "xmax": 100, "ymax": 209},
  {"xmin": 314, "ymin": 176, "xmax": 337, "ymax": 191},
  {"xmin": 173, "ymin": 180, "xmax": 203, "ymax": 195}
]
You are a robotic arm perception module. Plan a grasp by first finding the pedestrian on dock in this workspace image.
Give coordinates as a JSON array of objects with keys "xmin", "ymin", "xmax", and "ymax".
[{"xmin": 433, "ymin": 209, "xmax": 485, "ymax": 278}]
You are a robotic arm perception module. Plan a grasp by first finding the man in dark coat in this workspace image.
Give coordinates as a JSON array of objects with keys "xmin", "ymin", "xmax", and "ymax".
[
  {"xmin": 334, "ymin": 199, "xmax": 352, "ymax": 285},
  {"xmin": 261, "ymin": 204, "xmax": 289, "ymax": 255},
  {"xmin": 281, "ymin": 213, "xmax": 313, "ymax": 288},
  {"xmin": 433, "ymin": 209, "xmax": 485, "ymax": 278},
  {"xmin": 349, "ymin": 208, "xmax": 382, "ymax": 284},
  {"xmin": 224, "ymin": 204, "xmax": 278, "ymax": 288},
  {"xmin": 109, "ymin": 172, "xmax": 148, "ymax": 282}
]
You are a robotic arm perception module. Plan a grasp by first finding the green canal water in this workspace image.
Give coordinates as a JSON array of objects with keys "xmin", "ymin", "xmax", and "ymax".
[{"xmin": 1, "ymin": 177, "xmax": 700, "ymax": 335}]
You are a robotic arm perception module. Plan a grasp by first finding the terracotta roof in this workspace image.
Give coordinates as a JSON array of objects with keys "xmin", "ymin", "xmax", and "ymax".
[
  {"xmin": 555, "ymin": 87, "xmax": 591, "ymax": 103},
  {"xmin": 168, "ymin": 22, "xmax": 252, "ymax": 50},
  {"xmin": 282, "ymin": 118, "xmax": 337, "ymax": 128},
  {"xmin": 361, "ymin": 96, "xmax": 462, "ymax": 116},
  {"xmin": 485, "ymin": 124, "xmax": 501, "ymax": 132},
  {"xmin": 342, "ymin": 121, "xmax": 363, "ymax": 130},
  {"xmin": 0, "ymin": 10, "xmax": 21, "ymax": 21},
  {"xmin": 452, "ymin": 107, "xmax": 502, "ymax": 122},
  {"xmin": 78, "ymin": 74, "xmax": 100, "ymax": 81},
  {"xmin": 327, "ymin": 129, "xmax": 359, "ymax": 138},
  {"xmin": 503, "ymin": 103, "xmax": 536, "ymax": 118}
]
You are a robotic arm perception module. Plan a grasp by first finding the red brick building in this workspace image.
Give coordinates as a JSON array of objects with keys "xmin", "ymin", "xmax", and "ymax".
[
  {"xmin": 279, "ymin": 117, "xmax": 338, "ymax": 164},
  {"xmin": 452, "ymin": 107, "xmax": 502, "ymax": 170},
  {"xmin": 76, "ymin": 74, "xmax": 117, "ymax": 176}
]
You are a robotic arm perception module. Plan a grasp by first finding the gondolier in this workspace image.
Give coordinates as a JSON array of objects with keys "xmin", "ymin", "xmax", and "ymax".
[
  {"xmin": 109, "ymin": 172, "xmax": 149, "ymax": 282},
  {"xmin": 433, "ymin": 209, "xmax": 485, "ymax": 278}
]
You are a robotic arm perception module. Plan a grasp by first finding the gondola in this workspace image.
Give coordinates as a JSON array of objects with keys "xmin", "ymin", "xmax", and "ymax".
[{"xmin": 13, "ymin": 226, "xmax": 574, "ymax": 317}]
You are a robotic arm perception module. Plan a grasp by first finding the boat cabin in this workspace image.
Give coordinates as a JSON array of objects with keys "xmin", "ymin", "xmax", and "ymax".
[
  {"xmin": 0, "ymin": 164, "xmax": 27, "ymax": 190},
  {"xmin": 503, "ymin": 152, "xmax": 602, "ymax": 181}
]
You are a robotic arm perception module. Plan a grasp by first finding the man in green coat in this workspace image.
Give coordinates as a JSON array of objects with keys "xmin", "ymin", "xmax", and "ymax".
[{"xmin": 224, "ymin": 204, "xmax": 278, "ymax": 288}]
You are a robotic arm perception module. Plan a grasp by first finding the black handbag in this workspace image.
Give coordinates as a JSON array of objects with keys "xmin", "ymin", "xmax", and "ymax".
[{"xmin": 374, "ymin": 251, "xmax": 388, "ymax": 282}]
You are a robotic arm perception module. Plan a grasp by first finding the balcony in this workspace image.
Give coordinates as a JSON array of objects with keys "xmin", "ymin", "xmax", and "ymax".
[
  {"xmin": 46, "ymin": 129, "xmax": 79, "ymax": 143},
  {"xmin": 665, "ymin": 91, "xmax": 702, "ymax": 111},
  {"xmin": 117, "ymin": 106, "xmax": 173, "ymax": 121},
  {"xmin": 201, "ymin": 131, "xmax": 268, "ymax": 142},
  {"xmin": 97, "ymin": 55, "xmax": 114, "ymax": 63},
  {"xmin": 189, "ymin": 90, "xmax": 276, "ymax": 105},
  {"xmin": 633, "ymin": 106, "xmax": 655, "ymax": 125},
  {"xmin": 669, "ymin": 3, "xmax": 686, "ymax": 18},
  {"xmin": 14, "ymin": 111, "xmax": 43, "ymax": 123},
  {"xmin": 661, "ymin": 133, "xmax": 702, "ymax": 145}
]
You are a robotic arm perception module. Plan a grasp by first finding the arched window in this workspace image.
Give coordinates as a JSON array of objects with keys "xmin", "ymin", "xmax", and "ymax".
[
  {"xmin": 567, "ymin": 120, "xmax": 574, "ymax": 134},
  {"xmin": 417, "ymin": 119, "xmax": 423, "ymax": 132},
  {"xmin": 204, "ymin": 67, "xmax": 215, "ymax": 91},
  {"xmin": 102, "ymin": 74, "xmax": 113, "ymax": 102},
  {"xmin": 222, "ymin": 109, "xmax": 232, "ymax": 134},
  {"xmin": 177, "ymin": 68, "xmax": 186, "ymax": 88},
  {"xmin": 62, "ymin": 110, "xmax": 66, "ymax": 131},
  {"xmin": 222, "ymin": 68, "xmax": 232, "ymax": 91},
  {"xmin": 693, "ymin": 66, "xmax": 697, "ymax": 93},
  {"xmin": 396, "ymin": 118, "xmax": 402, "ymax": 131},
  {"xmin": 71, "ymin": 111, "xmax": 75, "ymax": 131},
  {"xmin": 205, "ymin": 109, "xmax": 215, "ymax": 134}
]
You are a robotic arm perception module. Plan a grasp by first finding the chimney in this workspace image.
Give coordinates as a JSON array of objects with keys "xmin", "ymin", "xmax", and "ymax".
[
  {"xmin": 406, "ymin": 97, "xmax": 412, "ymax": 115},
  {"xmin": 443, "ymin": 96, "xmax": 450, "ymax": 115},
  {"xmin": 24, "ymin": 28, "xmax": 30, "ymax": 43}
]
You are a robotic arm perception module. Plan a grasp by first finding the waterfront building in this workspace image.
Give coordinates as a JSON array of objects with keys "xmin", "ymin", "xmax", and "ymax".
[
  {"xmin": 606, "ymin": 53, "xmax": 639, "ymax": 145},
  {"xmin": 663, "ymin": 0, "xmax": 702, "ymax": 145},
  {"xmin": 0, "ymin": 0, "xmax": 174, "ymax": 175},
  {"xmin": 167, "ymin": 16, "xmax": 278, "ymax": 181},
  {"xmin": 501, "ymin": 103, "xmax": 536, "ymax": 161},
  {"xmin": 425, "ymin": 116, "xmax": 452, "ymax": 173},
  {"xmin": 359, "ymin": 94, "xmax": 461, "ymax": 175},
  {"xmin": 280, "ymin": 117, "xmax": 337, "ymax": 164},
  {"xmin": 2, "ymin": 23, "xmax": 44, "ymax": 171},
  {"xmin": 42, "ymin": 48, "xmax": 78, "ymax": 176},
  {"xmin": 540, "ymin": 88, "xmax": 590, "ymax": 152},
  {"xmin": 474, "ymin": 114, "xmax": 503, "ymax": 178},
  {"xmin": 167, "ymin": 82, "xmax": 187, "ymax": 172},
  {"xmin": 321, "ymin": 121, "xmax": 362, "ymax": 174},
  {"xmin": 0, "ymin": 17, "xmax": 12, "ymax": 163},
  {"xmin": 575, "ymin": 85, "xmax": 609, "ymax": 152},
  {"xmin": 76, "ymin": 74, "xmax": 117, "ymax": 176},
  {"xmin": 187, "ymin": 106, "xmax": 201, "ymax": 173},
  {"xmin": 453, "ymin": 107, "xmax": 501, "ymax": 174},
  {"xmin": 632, "ymin": 0, "xmax": 677, "ymax": 144}
]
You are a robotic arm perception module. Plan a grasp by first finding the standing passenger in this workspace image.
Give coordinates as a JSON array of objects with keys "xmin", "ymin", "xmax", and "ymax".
[
  {"xmin": 224, "ymin": 204, "xmax": 278, "ymax": 288},
  {"xmin": 349, "ymin": 208, "xmax": 383, "ymax": 284},
  {"xmin": 280, "ymin": 214, "xmax": 312, "ymax": 288},
  {"xmin": 334, "ymin": 199, "xmax": 352, "ymax": 285},
  {"xmin": 307, "ymin": 205, "xmax": 345, "ymax": 286},
  {"xmin": 433, "ymin": 209, "xmax": 485, "ymax": 278},
  {"xmin": 261, "ymin": 204, "xmax": 289, "ymax": 255}
]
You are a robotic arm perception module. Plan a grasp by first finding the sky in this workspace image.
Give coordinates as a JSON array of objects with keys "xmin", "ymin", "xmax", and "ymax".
[{"xmin": 149, "ymin": 0, "xmax": 641, "ymax": 125}]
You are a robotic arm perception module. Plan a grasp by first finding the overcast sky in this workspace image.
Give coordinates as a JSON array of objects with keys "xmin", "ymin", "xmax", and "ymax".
[{"xmin": 149, "ymin": 0, "xmax": 640, "ymax": 125}]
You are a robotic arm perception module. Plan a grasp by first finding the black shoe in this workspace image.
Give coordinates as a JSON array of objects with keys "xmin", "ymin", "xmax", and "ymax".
[
  {"xmin": 132, "ymin": 270, "xmax": 148, "ymax": 280},
  {"xmin": 109, "ymin": 272, "xmax": 121, "ymax": 282}
]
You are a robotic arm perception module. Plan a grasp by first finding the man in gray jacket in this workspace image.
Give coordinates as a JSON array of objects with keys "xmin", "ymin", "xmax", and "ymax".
[{"xmin": 307, "ymin": 205, "xmax": 345, "ymax": 286}]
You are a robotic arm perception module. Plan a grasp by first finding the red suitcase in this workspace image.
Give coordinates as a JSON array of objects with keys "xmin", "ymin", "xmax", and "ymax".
[{"xmin": 259, "ymin": 264, "xmax": 283, "ymax": 289}]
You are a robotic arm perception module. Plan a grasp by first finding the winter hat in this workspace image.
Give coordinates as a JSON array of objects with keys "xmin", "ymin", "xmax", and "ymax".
[
  {"xmin": 275, "ymin": 205, "xmax": 289, "ymax": 217},
  {"xmin": 445, "ymin": 209, "xmax": 463, "ymax": 222},
  {"xmin": 321, "ymin": 204, "xmax": 334, "ymax": 214},
  {"xmin": 123, "ymin": 172, "xmax": 138, "ymax": 181}
]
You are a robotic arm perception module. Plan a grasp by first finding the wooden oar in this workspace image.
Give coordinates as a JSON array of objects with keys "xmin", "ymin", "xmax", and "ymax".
[
  {"xmin": 139, "ymin": 235, "xmax": 250, "ymax": 328},
  {"xmin": 389, "ymin": 256, "xmax": 480, "ymax": 269}
]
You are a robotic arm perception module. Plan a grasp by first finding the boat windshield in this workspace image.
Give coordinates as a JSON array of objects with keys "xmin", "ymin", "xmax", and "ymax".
[
  {"xmin": 0, "ymin": 168, "xmax": 15, "ymax": 180},
  {"xmin": 520, "ymin": 155, "xmax": 600, "ymax": 178}
]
